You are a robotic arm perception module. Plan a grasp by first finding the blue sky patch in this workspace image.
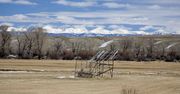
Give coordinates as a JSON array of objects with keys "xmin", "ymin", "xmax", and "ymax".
[{"xmin": 0, "ymin": 0, "xmax": 180, "ymax": 34}]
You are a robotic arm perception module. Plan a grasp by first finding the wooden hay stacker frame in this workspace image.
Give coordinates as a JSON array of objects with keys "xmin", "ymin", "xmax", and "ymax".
[{"xmin": 74, "ymin": 49, "xmax": 119, "ymax": 78}]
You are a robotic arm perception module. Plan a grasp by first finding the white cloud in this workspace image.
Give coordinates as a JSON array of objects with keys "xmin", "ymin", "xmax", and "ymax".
[
  {"xmin": 56, "ymin": 16, "xmax": 78, "ymax": 24},
  {"xmin": 13, "ymin": 14, "xmax": 28, "ymax": 20},
  {"xmin": 0, "ymin": 0, "xmax": 12, "ymax": 3},
  {"xmin": 108, "ymin": 25, "xmax": 120, "ymax": 29},
  {"xmin": 140, "ymin": 25, "xmax": 154, "ymax": 31},
  {"xmin": 0, "ymin": 0, "xmax": 37, "ymax": 5},
  {"xmin": 1, "ymin": 10, "xmax": 179, "ymax": 26},
  {"xmin": 0, "ymin": 14, "xmax": 29, "ymax": 22},
  {"xmin": 1, "ymin": 0, "xmax": 179, "ymax": 34},
  {"xmin": 90, "ymin": 27, "xmax": 111, "ymax": 34},
  {"xmin": 123, "ymin": 0, "xmax": 180, "ymax": 4},
  {"xmin": 133, "ymin": 31, "xmax": 150, "ymax": 35},
  {"xmin": 102, "ymin": 2, "xmax": 130, "ymax": 8},
  {"xmin": 0, "ymin": 14, "xmax": 48, "ymax": 23},
  {"xmin": 53, "ymin": 0, "xmax": 96, "ymax": 7},
  {"xmin": 1, "ymin": 3, "xmax": 180, "ymax": 34},
  {"xmin": 112, "ymin": 28, "xmax": 131, "ymax": 34},
  {"xmin": 108, "ymin": 25, "xmax": 132, "ymax": 30},
  {"xmin": 14, "ymin": 0, "xmax": 37, "ymax": 5},
  {"xmin": 53, "ymin": 0, "xmax": 134, "ymax": 9},
  {"xmin": 0, "ymin": 22, "xmax": 14, "ymax": 26},
  {"xmin": 7, "ymin": 26, "xmax": 27, "ymax": 32},
  {"xmin": 0, "ymin": 14, "xmax": 57, "ymax": 23},
  {"xmin": 43, "ymin": 25, "xmax": 89, "ymax": 34},
  {"xmin": 148, "ymin": 5, "xmax": 161, "ymax": 9},
  {"xmin": 65, "ymin": 27, "xmax": 88, "ymax": 34},
  {"xmin": 43, "ymin": 25, "xmax": 64, "ymax": 33}
]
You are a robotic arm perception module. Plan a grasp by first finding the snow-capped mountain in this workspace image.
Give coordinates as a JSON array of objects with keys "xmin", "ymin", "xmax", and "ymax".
[
  {"xmin": 8, "ymin": 25, "xmax": 179, "ymax": 37},
  {"xmin": 43, "ymin": 26, "xmax": 178, "ymax": 37}
]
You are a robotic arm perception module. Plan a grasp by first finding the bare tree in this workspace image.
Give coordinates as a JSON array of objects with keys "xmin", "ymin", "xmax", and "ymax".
[
  {"xmin": 118, "ymin": 38, "xmax": 133, "ymax": 60},
  {"xmin": 154, "ymin": 41, "xmax": 166, "ymax": 60},
  {"xmin": 70, "ymin": 39, "xmax": 83, "ymax": 56},
  {"xmin": 24, "ymin": 31, "xmax": 34, "ymax": 58},
  {"xmin": 52, "ymin": 39, "xmax": 63, "ymax": 59},
  {"xmin": 16, "ymin": 33, "xmax": 28, "ymax": 58},
  {"xmin": 0, "ymin": 25, "xmax": 11, "ymax": 58},
  {"xmin": 67, "ymin": 38, "xmax": 96, "ymax": 59},
  {"xmin": 146, "ymin": 38, "xmax": 155, "ymax": 59},
  {"xmin": 32, "ymin": 27, "xmax": 47, "ymax": 59},
  {"xmin": 78, "ymin": 38, "xmax": 97, "ymax": 59},
  {"xmin": 134, "ymin": 40, "xmax": 142, "ymax": 59},
  {"xmin": 121, "ymin": 38, "xmax": 133, "ymax": 53}
]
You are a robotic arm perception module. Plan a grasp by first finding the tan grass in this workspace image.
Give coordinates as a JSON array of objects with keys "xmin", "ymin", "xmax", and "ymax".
[{"xmin": 0, "ymin": 59, "xmax": 179, "ymax": 94}]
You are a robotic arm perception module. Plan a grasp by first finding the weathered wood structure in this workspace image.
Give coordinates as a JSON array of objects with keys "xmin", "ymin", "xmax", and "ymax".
[{"xmin": 75, "ymin": 49, "xmax": 118, "ymax": 78}]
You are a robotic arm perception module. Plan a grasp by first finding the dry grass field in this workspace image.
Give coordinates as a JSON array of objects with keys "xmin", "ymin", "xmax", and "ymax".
[{"xmin": 0, "ymin": 59, "xmax": 180, "ymax": 94}]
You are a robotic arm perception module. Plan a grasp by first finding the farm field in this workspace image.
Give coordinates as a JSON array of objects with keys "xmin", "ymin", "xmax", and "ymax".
[{"xmin": 0, "ymin": 59, "xmax": 180, "ymax": 94}]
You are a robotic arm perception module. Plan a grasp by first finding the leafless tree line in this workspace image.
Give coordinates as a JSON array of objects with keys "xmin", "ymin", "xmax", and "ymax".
[
  {"xmin": 115, "ymin": 37, "xmax": 180, "ymax": 62},
  {"xmin": 0, "ymin": 25, "xmax": 47, "ymax": 59},
  {"xmin": 0, "ymin": 25, "xmax": 180, "ymax": 62},
  {"xmin": 0, "ymin": 25, "xmax": 11, "ymax": 57}
]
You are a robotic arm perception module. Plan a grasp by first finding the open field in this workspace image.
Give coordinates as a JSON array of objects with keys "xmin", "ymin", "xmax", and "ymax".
[{"xmin": 0, "ymin": 59, "xmax": 180, "ymax": 94}]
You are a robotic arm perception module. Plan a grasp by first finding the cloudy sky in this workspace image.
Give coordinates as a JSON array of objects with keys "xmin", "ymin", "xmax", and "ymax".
[{"xmin": 0, "ymin": 0, "xmax": 180, "ymax": 34}]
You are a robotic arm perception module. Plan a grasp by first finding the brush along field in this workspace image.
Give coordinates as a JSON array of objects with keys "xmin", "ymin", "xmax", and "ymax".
[{"xmin": 0, "ymin": 59, "xmax": 180, "ymax": 94}]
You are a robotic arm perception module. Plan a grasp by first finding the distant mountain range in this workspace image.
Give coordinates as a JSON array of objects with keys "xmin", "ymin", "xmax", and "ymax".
[
  {"xmin": 47, "ymin": 33, "xmax": 128, "ymax": 37},
  {"xmin": 47, "ymin": 32, "xmax": 177, "ymax": 37},
  {"xmin": 7, "ymin": 25, "xmax": 179, "ymax": 37},
  {"xmin": 11, "ymin": 31, "xmax": 179, "ymax": 37}
]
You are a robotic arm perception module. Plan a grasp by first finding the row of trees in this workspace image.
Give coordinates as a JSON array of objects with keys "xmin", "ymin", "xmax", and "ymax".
[
  {"xmin": 0, "ymin": 25, "xmax": 46, "ymax": 59},
  {"xmin": 0, "ymin": 25, "xmax": 180, "ymax": 61},
  {"xmin": 113, "ymin": 38, "xmax": 180, "ymax": 61},
  {"xmin": 0, "ymin": 25, "xmax": 11, "ymax": 58}
]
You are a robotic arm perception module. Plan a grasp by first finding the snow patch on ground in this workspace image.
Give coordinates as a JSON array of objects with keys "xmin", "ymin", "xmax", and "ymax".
[
  {"xmin": 0, "ymin": 71, "xmax": 33, "ymax": 73},
  {"xmin": 56, "ymin": 75, "xmax": 75, "ymax": 79}
]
